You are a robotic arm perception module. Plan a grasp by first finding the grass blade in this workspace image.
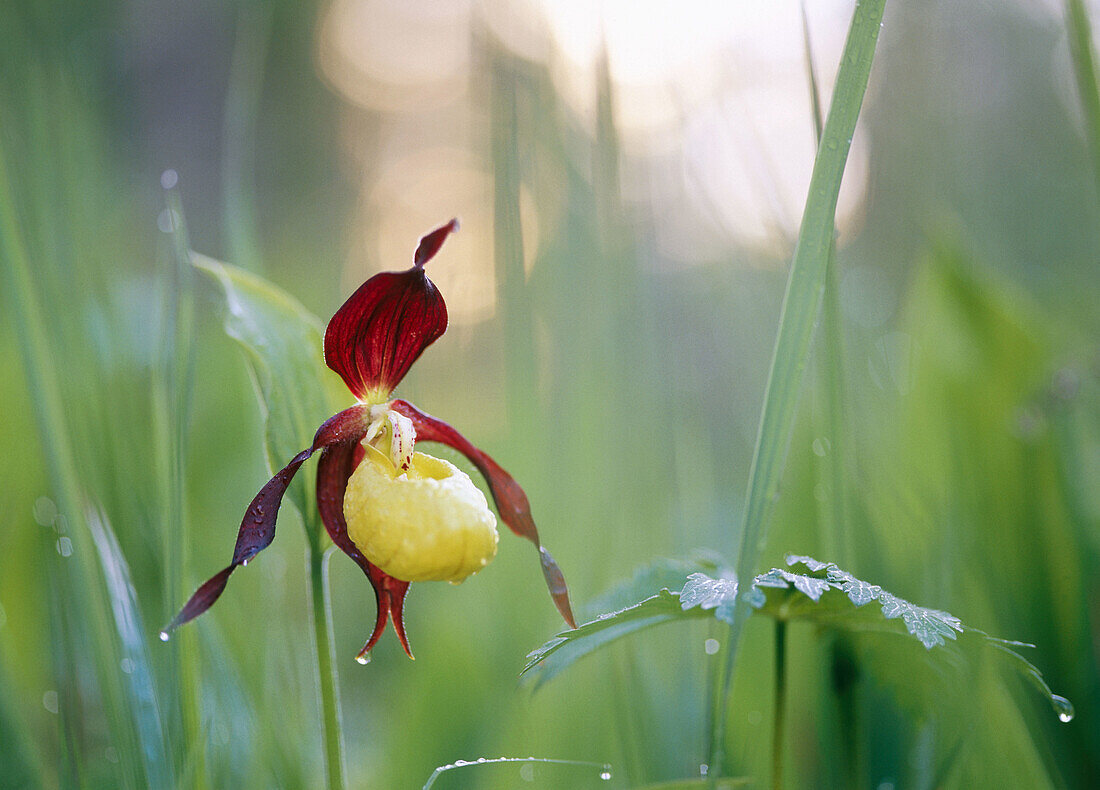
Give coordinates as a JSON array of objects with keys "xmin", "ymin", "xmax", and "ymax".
[
  {"xmin": 717, "ymin": 0, "xmax": 888, "ymax": 774},
  {"xmin": 1064, "ymin": 0, "xmax": 1100, "ymax": 200}
]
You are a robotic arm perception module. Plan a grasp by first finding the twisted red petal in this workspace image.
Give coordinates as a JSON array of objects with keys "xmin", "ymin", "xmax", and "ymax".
[
  {"xmin": 390, "ymin": 399, "xmax": 576, "ymax": 629},
  {"xmin": 164, "ymin": 405, "xmax": 371, "ymax": 635},
  {"xmin": 317, "ymin": 442, "xmax": 413, "ymax": 659},
  {"xmin": 324, "ymin": 220, "xmax": 457, "ymax": 399}
]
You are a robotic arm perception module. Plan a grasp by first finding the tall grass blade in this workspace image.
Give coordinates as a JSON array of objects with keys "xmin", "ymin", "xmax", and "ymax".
[
  {"xmin": 717, "ymin": 0, "xmax": 888, "ymax": 773},
  {"xmin": 1064, "ymin": 0, "xmax": 1100, "ymax": 201}
]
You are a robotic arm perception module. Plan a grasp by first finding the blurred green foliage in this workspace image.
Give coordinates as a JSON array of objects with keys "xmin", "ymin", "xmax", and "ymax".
[{"xmin": 2, "ymin": 0, "xmax": 1098, "ymax": 788}]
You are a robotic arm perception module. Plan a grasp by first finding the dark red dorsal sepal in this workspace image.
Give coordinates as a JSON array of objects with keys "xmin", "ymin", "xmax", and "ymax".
[{"xmin": 324, "ymin": 220, "xmax": 458, "ymax": 402}]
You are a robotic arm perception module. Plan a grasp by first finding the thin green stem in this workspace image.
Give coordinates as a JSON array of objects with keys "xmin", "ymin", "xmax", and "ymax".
[
  {"xmin": 710, "ymin": 0, "xmax": 887, "ymax": 775},
  {"xmin": 158, "ymin": 183, "xmax": 207, "ymax": 789},
  {"xmin": 1064, "ymin": 0, "xmax": 1100, "ymax": 201},
  {"xmin": 309, "ymin": 544, "xmax": 347, "ymax": 790},
  {"xmin": 772, "ymin": 620, "xmax": 788, "ymax": 790}
]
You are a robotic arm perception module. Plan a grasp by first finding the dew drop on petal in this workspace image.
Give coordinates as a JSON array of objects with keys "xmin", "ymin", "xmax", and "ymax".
[
  {"xmin": 704, "ymin": 638, "xmax": 720, "ymax": 655},
  {"xmin": 599, "ymin": 764, "xmax": 613, "ymax": 780},
  {"xmin": 355, "ymin": 652, "xmax": 371, "ymax": 665},
  {"xmin": 158, "ymin": 631, "xmax": 170, "ymax": 642}
]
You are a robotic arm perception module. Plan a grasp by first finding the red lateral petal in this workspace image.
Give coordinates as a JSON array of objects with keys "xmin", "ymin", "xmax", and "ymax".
[
  {"xmin": 164, "ymin": 405, "xmax": 372, "ymax": 636},
  {"xmin": 325, "ymin": 221, "xmax": 458, "ymax": 399},
  {"xmin": 164, "ymin": 448, "xmax": 311, "ymax": 634},
  {"xmin": 389, "ymin": 399, "xmax": 577, "ymax": 629},
  {"xmin": 317, "ymin": 441, "xmax": 414, "ymax": 659}
]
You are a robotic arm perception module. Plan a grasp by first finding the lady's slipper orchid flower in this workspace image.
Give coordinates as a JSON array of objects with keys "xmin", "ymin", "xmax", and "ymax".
[{"xmin": 165, "ymin": 219, "xmax": 575, "ymax": 659}]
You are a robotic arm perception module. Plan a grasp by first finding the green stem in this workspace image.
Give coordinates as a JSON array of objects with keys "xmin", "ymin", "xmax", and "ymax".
[
  {"xmin": 772, "ymin": 620, "xmax": 788, "ymax": 790},
  {"xmin": 309, "ymin": 544, "xmax": 348, "ymax": 790},
  {"xmin": 1064, "ymin": 0, "xmax": 1100, "ymax": 201},
  {"xmin": 710, "ymin": 0, "xmax": 887, "ymax": 775}
]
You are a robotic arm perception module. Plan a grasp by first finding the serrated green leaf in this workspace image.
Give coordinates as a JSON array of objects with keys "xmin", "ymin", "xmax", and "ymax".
[
  {"xmin": 192, "ymin": 253, "xmax": 345, "ymax": 523},
  {"xmin": 526, "ymin": 553, "xmax": 1071, "ymax": 718}
]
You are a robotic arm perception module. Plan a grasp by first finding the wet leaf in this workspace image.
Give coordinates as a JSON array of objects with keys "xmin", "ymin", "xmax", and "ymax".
[
  {"xmin": 193, "ymin": 253, "xmax": 345, "ymax": 522},
  {"xmin": 525, "ymin": 555, "xmax": 1071, "ymax": 719}
]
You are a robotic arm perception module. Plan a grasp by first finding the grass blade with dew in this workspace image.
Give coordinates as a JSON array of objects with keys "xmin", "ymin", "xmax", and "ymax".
[
  {"xmin": 422, "ymin": 757, "xmax": 613, "ymax": 789},
  {"xmin": 0, "ymin": 115, "xmax": 175, "ymax": 790},
  {"xmin": 714, "ymin": 0, "xmax": 888, "ymax": 775}
]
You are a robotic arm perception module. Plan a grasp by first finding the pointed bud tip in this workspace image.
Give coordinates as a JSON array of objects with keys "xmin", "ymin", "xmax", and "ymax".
[{"xmin": 413, "ymin": 218, "xmax": 460, "ymax": 268}]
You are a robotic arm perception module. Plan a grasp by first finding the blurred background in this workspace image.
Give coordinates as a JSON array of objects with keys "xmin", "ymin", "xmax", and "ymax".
[{"xmin": 2, "ymin": 0, "xmax": 1099, "ymax": 787}]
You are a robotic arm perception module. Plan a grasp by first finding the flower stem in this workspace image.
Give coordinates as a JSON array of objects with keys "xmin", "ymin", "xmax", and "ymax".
[
  {"xmin": 308, "ymin": 544, "xmax": 348, "ymax": 790},
  {"xmin": 772, "ymin": 620, "xmax": 788, "ymax": 790}
]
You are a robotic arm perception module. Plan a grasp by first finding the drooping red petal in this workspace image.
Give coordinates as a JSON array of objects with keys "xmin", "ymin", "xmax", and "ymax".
[
  {"xmin": 317, "ymin": 442, "xmax": 413, "ymax": 659},
  {"xmin": 324, "ymin": 220, "xmax": 458, "ymax": 400},
  {"xmin": 163, "ymin": 405, "xmax": 371, "ymax": 635},
  {"xmin": 389, "ymin": 399, "xmax": 577, "ymax": 629}
]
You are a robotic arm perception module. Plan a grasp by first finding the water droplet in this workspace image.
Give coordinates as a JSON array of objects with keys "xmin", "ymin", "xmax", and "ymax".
[
  {"xmin": 519, "ymin": 762, "xmax": 535, "ymax": 782},
  {"xmin": 355, "ymin": 652, "xmax": 371, "ymax": 665},
  {"xmin": 33, "ymin": 496, "xmax": 58, "ymax": 527},
  {"xmin": 454, "ymin": 760, "xmax": 469, "ymax": 767},
  {"xmin": 158, "ymin": 631, "xmax": 170, "ymax": 642},
  {"xmin": 157, "ymin": 208, "xmax": 180, "ymax": 233},
  {"xmin": 747, "ymin": 710, "xmax": 763, "ymax": 726},
  {"xmin": 704, "ymin": 638, "xmax": 720, "ymax": 655},
  {"xmin": 476, "ymin": 757, "xmax": 486, "ymax": 763},
  {"xmin": 1052, "ymin": 694, "xmax": 1074, "ymax": 723},
  {"xmin": 104, "ymin": 745, "xmax": 120, "ymax": 764},
  {"xmin": 42, "ymin": 690, "xmax": 59, "ymax": 714},
  {"xmin": 599, "ymin": 764, "xmax": 613, "ymax": 780},
  {"xmin": 119, "ymin": 657, "xmax": 135, "ymax": 674},
  {"xmin": 160, "ymin": 169, "xmax": 178, "ymax": 190},
  {"xmin": 240, "ymin": 559, "xmax": 249, "ymax": 567},
  {"xmin": 699, "ymin": 763, "xmax": 709, "ymax": 777},
  {"xmin": 55, "ymin": 537, "xmax": 73, "ymax": 557},
  {"xmin": 812, "ymin": 437, "xmax": 831, "ymax": 457}
]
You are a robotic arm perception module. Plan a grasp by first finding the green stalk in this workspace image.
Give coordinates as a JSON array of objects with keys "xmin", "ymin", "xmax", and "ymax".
[
  {"xmin": 1064, "ymin": 0, "xmax": 1100, "ymax": 200},
  {"xmin": 157, "ymin": 182, "xmax": 207, "ymax": 788},
  {"xmin": 308, "ymin": 542, "xmax": 347, "ymax": 790},
  {"xmin": 710, "ymin": 0, "xmax": 887, "ymax": 775},
  {"xmin": 772, "ymin": 620, "xmax": 788, "ymax": 790}
]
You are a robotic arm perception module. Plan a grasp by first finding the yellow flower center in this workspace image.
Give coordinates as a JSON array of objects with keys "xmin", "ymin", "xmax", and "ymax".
[{"xmin": 343, "ymin": 442, "xmax": 499, "ymax": 583}]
